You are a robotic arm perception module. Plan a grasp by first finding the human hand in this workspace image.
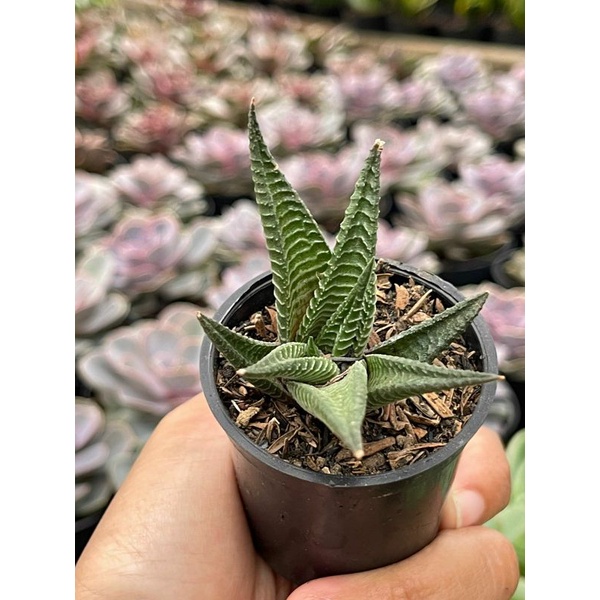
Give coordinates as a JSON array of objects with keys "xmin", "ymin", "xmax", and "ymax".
[{"xmin": 75, "ymin": 393, "xmax": 519, "ymax": 600}]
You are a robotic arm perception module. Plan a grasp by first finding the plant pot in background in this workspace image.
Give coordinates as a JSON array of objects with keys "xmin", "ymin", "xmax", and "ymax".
[{"xmin": 199, "ymin": 260, "xmax": 499, "ymax": 584}]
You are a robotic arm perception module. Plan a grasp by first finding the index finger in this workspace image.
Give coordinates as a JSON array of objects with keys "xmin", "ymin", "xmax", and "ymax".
[{"xmin": 440, "ymin": 425, "xmax": 511, "ymax": 529}]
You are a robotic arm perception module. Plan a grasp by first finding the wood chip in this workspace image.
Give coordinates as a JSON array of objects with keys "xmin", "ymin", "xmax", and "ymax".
[
  {"xmin": 235, "ymin": 406, "xmax": 261, "ymax": 427},
  {"xmin": 394, "ymin": 284, "xmax": 410, "ymax": 310},
  {"xmin": 267, "ymin": 428, "xmax": 299, "ymax": 454},
  {"xmin": 422, "ymin": 392, "xmax": 454, "ymax": 418}
]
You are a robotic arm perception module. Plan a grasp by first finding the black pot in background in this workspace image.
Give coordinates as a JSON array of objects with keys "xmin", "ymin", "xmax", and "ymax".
[
  {"xmin": 490, "ymin": 246, "xmax": 525, "ymax": 289},
  {"xmin": 438, "ymin": 238, "xmax": 518, "ymax": 287},
  {"xmin": 200, "ymin": 260, "xmax": 499, "ymax": 584}
]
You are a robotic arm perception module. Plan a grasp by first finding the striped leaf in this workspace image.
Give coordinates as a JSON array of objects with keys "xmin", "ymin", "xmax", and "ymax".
[
  {"xmin": 238, "ymin": 342, "xmax": 339, "ymax": 384},
  {"xmin": 248, "ymin": 101, "xmax": 331, "ymax": 342},
  {"xmin": 365, "ymin": 353, "xmax": 501, "ymax": 409},
  {"xmin": 298, "ymin": 140, "xmax": 383, "ymax": 343},
  {"xmin": 287, "ymin": 361, "xmax": 368, "ymax": 459},
  {"xmin": 316, "ymin": 258, "xmax": 376, "ymax": 356},
  {"xmin": 196, "ymin": 312, "xmax": 283, "ymax": 398},
  {"xmin": 369, "ymin": 293, "xmax": 488, "ymax": 362}
]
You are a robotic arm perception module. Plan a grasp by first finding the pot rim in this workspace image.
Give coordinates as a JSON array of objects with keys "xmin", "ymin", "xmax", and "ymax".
[{"xmin": 200, "ymin": 259, "xmax": 498, "ymax": 488}]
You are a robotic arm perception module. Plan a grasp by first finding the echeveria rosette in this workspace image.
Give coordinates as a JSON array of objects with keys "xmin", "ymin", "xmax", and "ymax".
[
  {"xmin": 197, "ymin": 102, "xmax": 501, "ymax": 459},
  {"xmin": 75, "ymin": 249, "xmax": 130, "ymax": 355},
  {"xmin": 108, "ymin": 154, "xmax": 207, "ymax": 221},
  {"xmin": 77, "ymin": 302, "xmax": 204, "ymax": 418},
  {"xmin": 76, "ymin": 396, "xmax": 138, "ymax": 517},
  {"xmin": 94, "ymin": 208, "xmax": 217, "ymax": 306}
]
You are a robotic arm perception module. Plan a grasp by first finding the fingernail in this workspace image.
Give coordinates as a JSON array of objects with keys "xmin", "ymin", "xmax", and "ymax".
[{"xmin": 454, "ymin": 490, "xmax": 485, "ymax": 528}]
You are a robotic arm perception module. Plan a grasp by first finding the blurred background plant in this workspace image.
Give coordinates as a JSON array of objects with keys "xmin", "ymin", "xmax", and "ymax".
[{"xmin": 75, "ymin": 0, "xmax": 525, "ymax": 565}]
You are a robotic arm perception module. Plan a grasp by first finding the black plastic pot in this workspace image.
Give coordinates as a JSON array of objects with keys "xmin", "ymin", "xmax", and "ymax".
[{"xmin": 199, "ymin": 259, "xmax": 498, "ymax": 584}]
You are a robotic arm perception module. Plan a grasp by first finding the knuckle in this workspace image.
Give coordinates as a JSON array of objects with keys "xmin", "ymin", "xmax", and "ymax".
[{"xmin": 481, "ymin": 528, "xmax": 521, "ymax": 597}]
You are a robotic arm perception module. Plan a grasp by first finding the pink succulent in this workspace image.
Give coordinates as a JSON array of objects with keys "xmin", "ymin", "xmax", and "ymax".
[
  {"xmin": 113, "ymin": 103, "xmax": 196, "ymax": 154},
  {"xmin": 215, "ymin": 200, "xmax": 267, "ymax": 252},
  {"xmin": 170, "ymin": 126, "xmax": 252, "ymax": 195},
  {"xmin": 246, "ymin": 28, "xmax": 312, "ymax": 75},
  {"xmin": 108, "ymin": 154, "xmax": 206, "ymax": 218},
  {"xmin": 76, "ymin": 249, "xmax": 130, "ymax": 339},
  {"xmin": 75, "ymin": 170, "xmax": 121, "ymax": 243},
  {"xmin": 460, "ymin": 283, "xmax": 525, "ymax": 380},
  {"xmin": 396, "ymin": 179, "xmax": 518, "ymax": 259},
  {"xmin": 130, "ymin": 59, "xmax": 199, "ymax": 106},
  {"xmin": 258, "ymin": 99, "xmax": 346, "ymax": 154},
  {"xmin": 75, "ymin": 69, "xmax": 130, "ymax": 124},
  {"xmin": 96, "ymin": 209, "xmax": 216, "ymax": 298},
  {"xmin": 77, "ymin": 303, "xmax": 205, "ymax": 417}
]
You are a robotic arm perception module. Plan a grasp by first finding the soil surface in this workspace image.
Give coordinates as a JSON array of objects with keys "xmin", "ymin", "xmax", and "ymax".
[{"xmin": 215, "ymin": 262, "xmax": 483, "ymax": 476}]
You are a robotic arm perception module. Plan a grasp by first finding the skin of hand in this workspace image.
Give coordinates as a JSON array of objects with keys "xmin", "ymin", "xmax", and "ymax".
[{"xmin": 75, "ymin": 393, "xmax": 520, "ymax": 600}]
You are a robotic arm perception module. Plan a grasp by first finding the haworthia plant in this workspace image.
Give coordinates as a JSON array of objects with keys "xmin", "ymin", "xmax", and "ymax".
[{"xmin": 197, "ymin": 100, "xmax": 501, "ymax": 459}]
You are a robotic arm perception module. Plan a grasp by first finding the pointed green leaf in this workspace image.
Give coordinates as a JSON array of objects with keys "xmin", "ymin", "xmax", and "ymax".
[
  {"xmin": 238, "ymin": 342, "xmax": 339, "ymax": 384},
  {"xmin": 365, "ymin": 353, "xmax": 500, "ymax": 409},
  {"xmin": 298, "ymin": 140, "xmax": 384, "ymax": 343},
  {"xmin": 316, "ymin": 258, "xmax": 376, "ymax": 356},
  {"xmin": 369, "ymin": 293, "xmax": 488, "ymax": 362},
  {"xmin": 197, "ymin": 312, "xmax": 284, "ymax": 398},
  {"xmin": 287, "ymin": 361, "xmax": 368, "ymax": 459},
  {"xmin": 248, "ymin": 102, "xmax": 331, "ymax": 342}
]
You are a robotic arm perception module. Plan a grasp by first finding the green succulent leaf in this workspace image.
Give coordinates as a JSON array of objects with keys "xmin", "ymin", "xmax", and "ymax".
[
  {"xmin": 365, "ymin": 353, "xmax": 500, "ymax": 409},
  {"xmin": 287, "ymin": 361, "xmax": 368, "ymax": 459},
  {"xmin": 238, "ymin": 342, "xmax": 339, "ymax": 384},
  {"xmin": 248, "ymin": 101, "xmax": 331, "ymax": 343},
  {"xmin": 298, "ymin": 140, "xmax": 383, "ymax": 345},
  {"xmin": 196, "ymin": 312, "xmax": 283, "ymax": 398},
  {"xmin": 370, "ymin": 293, "xmax": 488, "ymax": 362},
  {"xmin": 316, "ymin": 258, "xmax": 376, "ymax": 356}
]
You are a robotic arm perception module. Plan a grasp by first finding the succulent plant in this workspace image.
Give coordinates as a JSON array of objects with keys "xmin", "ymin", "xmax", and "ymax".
[
  {"xmin": 197, "ymin": 102, "xmax": 501, "ymax": 459},
  {"xmin": 77, "ymin": 302, "xmax": 205, "ymax": 417},
  {"xmin": 460, "ymin": 282, "xmax": 525, "ymax": 381},
  {"xmin": 113, "ymin": 103, "xmax": 197, "ymax": 154},
  {"xmin": 75, "ymin": 170, "xmax": 122, "ymax": 251},
  {"xmin": 214, "ymin": 199, "xmax": 267, "ymax": 252},
  {"xmin": 76, "ymin": 249, "xmax": 130, "ymax": 345},
  {"xmin": 246, "ymin": 27, "xmax": 312, "ymax": 76},
  {"xmin": 395, "ymin": 178, "xmax": 519, "ymax": 260},
  {"xmin": 256, "ymin": 99, "xmax": 346, "ymax": 154},
  {"xmin": 170, "ymin": 126, "xmax": 252, "ymax": 196},
  {"xmin": 92, "ymin": 208, "xmax": 217, "ymax": 306},
  {"xmin": 75, "ymin": 69, "xmax": 130, "ymax": 125},
  {"xmin": 277, "ymin": 146, "xmax": 367, "ymax": 228},
  {"xmin": 76, "ymin": 396, "xmax": 138, "ymax": 517},
  {"xmin": 108, "ymin": 154, "xmax": 207, "ymax": 220}
]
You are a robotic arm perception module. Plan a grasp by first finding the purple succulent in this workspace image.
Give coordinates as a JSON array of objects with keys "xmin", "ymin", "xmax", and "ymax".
[
  {"xmin": 76, "ymin": 249, "xmax": 130, "ymax": 340},
  {"xmin": 75, "ymin": 69, "xmax": 130, "ymax": 124},
  {"xmin": 460, "ymin": 71, "xmax": 525, "ymax": 141},
  {"xmin": 415, "ymin": 117, "xmax": 494, "ymax": 170},
  {"xmin": 274, "ymin": 72, "xmax": 343, "ymax": 112},
  {"xmin": 257, "ymin": 99, "xmax": 346, "ymax": 154},
  {"xmin": 76, "ymin": 396, "xmax": 137, "ymax": 517},
  {"xmin": 77, "ymin": 302, "xmax": 205, "ymax": 417},
  {"xmin": 458, "ymin": 155, "xmax": 525, "ymax": 219},
  {"xmin": 246, "ymin": 28, "xmax": 312, "ymax": 75},
  {"xmin": 75, "ymin": 127, "xmax": 117, "ymax": 174},
  {"xmin": 108, "ymin": 154, "xmax": 206, "ymax": 220},
  {"xmin": 215, "ymin": 199, "xmax": 267, "ymax": 252},
  {"xmin": 75, "ymin": 12, "xmax": 117, "ymax": 71},
  {"xmin": 94, "ymin": 209, "xmax": 217, "ymax": 301},
  {"xmin": 277, "ymin": 146, "xmax": 366, "ymax": 228},
  {"xmin": 414, "ymin": 51, "xmax": 490, "ymax": 96},
  {"xmin": 326, "ymin": 52, "xmax": 405, "ymax": 122},
  {"xmin": 460, "ymin": 283, "xmax": 525, "ymax": 380},
  {"xmin": 113, "ymin": 103, "xmax": 196, "ymax": 154},
  {"xmin": 75, "ymin": 170, "xmax": 121, "ymax": 248},
  {"xmin": 170, "ymin": 126, "xmax": 252, "ymax": 196},
  {"xmin": 130, "ymin": 59, "xmax": 199, "ymax": 106},
  {"xmin": 396, "ymin": 179, "xmax": 518, "ymax": 259},
  {"xmin": 375, "ymin": 220, "xmax": 440, "ymax": 273},
  {"xmin": 206, "ymin": 251, "xmax": 272, "ymax": 310},
  {"xmin": 352, "ymin": 123, "xmax": 441, "ymax": 193}
]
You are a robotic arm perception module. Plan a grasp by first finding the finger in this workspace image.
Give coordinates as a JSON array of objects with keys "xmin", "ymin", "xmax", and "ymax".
[
  {"xmin": 440, "ymin": 425, "xmax": 511, "ymax": 529},
  {"xmin": 76, "ymin": 394, "xmax": 258, "ymax": 599},
  {"xmin": 290, "ymin": 527, "xmax": 520, "ymax": 600}
]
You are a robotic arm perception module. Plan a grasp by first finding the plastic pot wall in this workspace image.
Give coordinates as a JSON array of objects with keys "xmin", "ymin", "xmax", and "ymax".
[{"xmin": 199, "ymin": 259, "xmax": 498, "ymax": 584}]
